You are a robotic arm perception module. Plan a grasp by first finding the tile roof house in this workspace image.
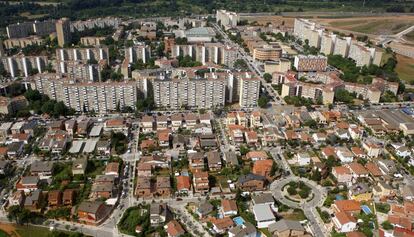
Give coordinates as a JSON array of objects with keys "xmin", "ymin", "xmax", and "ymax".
[
  {"xmin": 48, "ymin": 190, "xmax": 62, "ymax": 207},
  {"xmin": 165, "ymin": 220, "xmax": 185, "ymax": 237},
  {"xmin": 332, "ymin": 166, "xmax": 352, "ymax": 184},
  {"xmin": 30, "ymin": 161, "xmax": 53, "ymax": 178},
  {"xmin": 176, "ymin": 175, "xmax": 191, "ymax": 194},
  {"xmin": 77, "ymin": 201, "xmax": 107, "ymax": 225},
  {"xmin": 268, "ymin": 219, "xmax": 307, "ymax": 237},
  {"xmin": 333, "ymin": 211, "xmax": 357, "ymax": 233},
  {"xmin": 332, "ymin": 200, "xmax": 361, "ymax": 215},
  {"xmin": 245, "ymin": 151, "xmax": 268, "ymax": 161},
  {"xmin": 196, "ymin": 201, "xmax": 213, "ymax": 218},
  {"xmin": 252, "ymin": 159, "xmax": 273, "ymax": 178},
  {"xmin": 207, "ymin": 151, "xmax": 222, "ymax": 171},
  {"xmin": 135, "ymin": 177, "xmax": 152, "ymax": 198},
  {"xmin": 188, "ymin": 152, "xmax": 205, "ymax": 171},
  {"xmin": 155, "ymin": 176, "xmax": 171, "ymax": 197},
  {"xmin": 63, "ymin": 189, "xmax": 76, "ymax": 206},
  {"xmin": 347, "ymin": 162, "xmax": 369, "ymax": 181},
  {"xmin": 150, "ymin": 203, "xmax": 171, "ymax": 226},
  {"xmin": 237, "ymin": 173, "xmax": 266, "ymax": 192},
  {"xmin": 193, "ymin": 171, "xmax": 209, "ymax": 194},
  {"xmin": 24, "ymin": 189, "xmax": 43, "ymax": 211},
  {"xmin": 228, "ymin": 221, "xmax": 257, "ymax": 237},
  {"xmin": 211, "ymin": 217, "xmax": 235, "ymax": 234},
  {"xmin": 16, "ymin": 176, "xmax": 39, "ymax": 193},
  {"xmin": 221, "ymin": 199, "xmax": 238, "ymax": 217},
  {"xmin": 104, "ymin": 162, "xmax": 119, "ymax": 177}
]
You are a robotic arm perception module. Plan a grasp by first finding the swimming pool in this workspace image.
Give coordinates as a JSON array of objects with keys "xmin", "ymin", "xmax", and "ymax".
[
  {"xmin": 361, "ymin": 205, "xmax": 372, "ymax": 214},
  {"xmin": 233, "ymin": 216, "xmax": 245, "ymax": 226}
]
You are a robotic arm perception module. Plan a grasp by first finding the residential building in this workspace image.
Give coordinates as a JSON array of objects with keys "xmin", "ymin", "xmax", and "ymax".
[
  {"xmin": 56, "ymin": 18, "xmax": 71, "ymax": 47},
  {"xmin": 294, "ymin": 55, "xmax": 327, "ymax": 72}
]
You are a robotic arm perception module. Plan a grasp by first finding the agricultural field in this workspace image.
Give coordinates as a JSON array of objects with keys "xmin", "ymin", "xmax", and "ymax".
[
  {"xmin": 395, "ymin": 54, "xmax": 414, "ymax": 84},
  {"xmin": 316, "ymin": 16, "xmax": 414, "ymax": 35}
]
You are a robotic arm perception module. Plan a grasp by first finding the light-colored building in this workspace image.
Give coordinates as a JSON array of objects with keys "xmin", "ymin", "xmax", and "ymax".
[
  {"xmin": 1, "ymin": 54, "xmax": 48, "ymax": 78},
  {"xmin": 3, "ymin": 36, "xmax": 44, "ymax": 49},
  {"xmin": 294, "ymin": 55, "xmax": 327, "ymax": 72},
  {"xmin": 239, "ymin": 77, "xmax": 260, "ymax": 108},
  {"xmin": 80, "ymin": 37, "xmax": 105, "ymax": 46},
  {"xmin": 216, "ymin": 10, "xmax": 239, "ymax": 29},
  {"xmin": 56, "ymin": 18, "xmax": 71, "ymax": 47},
  {"xmin": 126, "ymin": 44, "xmax": 151, "ymax": 64}
]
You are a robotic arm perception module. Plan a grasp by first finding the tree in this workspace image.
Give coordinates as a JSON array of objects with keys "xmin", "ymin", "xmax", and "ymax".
[
  {"xmin": 270, "ymin": 162, "xmax": 278, "ymax": 176},
  {"xmin": 311, "ymin": 169, "xmax": 321, "ymax": 182},
  {"xmin": 382, "ymin": 221, "xmax": 393, "ymax": 230},
  {"xmin": 263, "ymin": 73, "xmax": 272, "ymax": 83},
  {"xmin": 258, "ymin": 96, "xmax": 269, "ymax": 108},
  {"xmin": 334, "ymin": 89, "xmax": 355, "ymax": 104},
  {"xmin": 287, "ymin": 186, "xmax": 297, "ymax": 195},
  {"xmin": 240, "ymin": 145, "xmax": 249, "ymax": 156}
]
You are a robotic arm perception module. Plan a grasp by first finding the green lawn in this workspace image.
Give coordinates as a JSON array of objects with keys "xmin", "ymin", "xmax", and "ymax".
[
  {"xmin": 15, "ymin": 225, "xmax": 51, "ymax": 237},
  {"xmin": 0, "ymin": 229, "xmax": 9, "ymax": 237}
]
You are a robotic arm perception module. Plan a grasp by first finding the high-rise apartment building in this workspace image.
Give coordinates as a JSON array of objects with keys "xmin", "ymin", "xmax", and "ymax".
[
  {"xmin": 56, "ymin": 47, "xmax": 110, "ymax": 63},
  {"xmin": 294, "ymin": 55, "xmax": 327, "ymax": 72},
  {"xmin": 126, "ymin": 44, "xmax": 151, "ymax": 64},
  {"xmin": 1, "ymin": 55, "xmax": 48, "ymax": 78},
  {"xmin": 216, "ymin": 10, "xmax": 239, "ymax": 29},
  {"xmin": 239, "ymin": 77, "xmax": 261, "ymax": 108},
  {"xmin": 56, "ymin": 18, "xmax": 72, "ymax": 47}
]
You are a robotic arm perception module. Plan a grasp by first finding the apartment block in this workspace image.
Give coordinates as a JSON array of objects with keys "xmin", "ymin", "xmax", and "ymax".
[
  {"xmin": 71, "ymin": 17, "xmax": 121, "ymax": 32},
  {"xmin": 264, "ymin": 59, "xmax": 291, "ymax": 74},
  {"xmin": 3, "ymin": 36, "xmax": 44, "ymax": 49},
  {"xmin": 6, "ymin": 20, "xmax": 56, "ymax": 38},
  {"xmin": 320, "ymin": 33, "xmax": 336, "ymax": 55},
  {"xmin": 56, "ymin": 60, "xmax": 106, "ymax": 82},
  {"xmin": 253, "ymin": 45, "xmax": 282, "ymax": 61},
  {"xmin": 31, "ymin": 73, "xmax": 145, "ymax": 113},
  {"xmin": 343, "ymin": 83, "xmax": 381, "ymax": 103},
  {"xmin": 281, "ymin": 81, "xmax": 335, "ymax": 105},
  {"xmin": 294, "ymin": 55, "xmax": 327, "ymax": 72},
  {"xmin": 56, "ymin": 18, "xmax": 72, "ymax": 47},
  {"xmin": 1, "ymin": 55, "xmax": 48, "ymax": 78},
  {"xmin": 348, "ymin": 42, "xmax": 375, "ymax": 66},
  {"xmin": 334, "ymin": 37, "xmax": 352, "ymax": 58},
  {"xmin": 56, "ymin": 47, "xmax": 110, "ymax": 63},
  {"xmin": 80, "ymin": 37, "xmax": 105, "ymax": 46},
  {"xmin": 126, "ymin": 44, "xmax": 151, "ymax": 64},
  {"xmin": 216, "ymin": 10, "xmax": 239, "ymax": 29},
  {"xmin": 153, "ymin": 77, "xmax": 226, "ymax": 109},
  {"xmin": 239, "ymin": 77, "xmax": 260, "ymax": 108}
]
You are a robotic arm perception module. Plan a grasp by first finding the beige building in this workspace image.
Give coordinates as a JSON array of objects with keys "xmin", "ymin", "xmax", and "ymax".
[
  {"xmin": 281, "ymin": 81, "xmax": 335, "ymax": 105},
  {"xmin": 264, "ymin": 59, "xmax": 291, "ymax": 74},
  {"xmin": 253, "ymin": 45, "xmax": 282, "ymax": 61},
  {"xmin": 80, "ymin": 37, "xmax": 105, "ymax": 46},
  {"xmin": 56, "ymin": 18, "xmax": 71, "ymax": 47},
  {"xmin": 56, "ymin": 47, "xmax": 110, "ymax": 63},
  {"xmin": 348, "ymin": 42, "xmax": 375, "ymax": 66},
  {"xmin": 3, "ymin": 36, "xmax": 44, "ymax": 49},
  {"xmin": 333, "ymin": 37, "xmax": 352, "ymax": 58},
  {"xmin": 320, "ymin": 33, "xmax": 336, "ymax": 55},
  {"xmin": 216, "ymin": 10, "xmax": 239, "ymax": 29},
  {"xmin": 126, "ymin": 44, "xmax": 151, "ymax": 64},
  {"xmin": 1, "ymin": 54, "xmax": 48, "ymax": 78},
  {"xmin": 239, "ymin": 77, "xmax": 260, "ymax": 108}
]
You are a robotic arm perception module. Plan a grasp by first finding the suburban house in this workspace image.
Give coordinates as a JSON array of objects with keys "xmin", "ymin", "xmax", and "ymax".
[
  {"xmin": 332, "ymin": 211, "xmax": 358, "ymax": 233},
  {"xmin": 268, "ymin": 220, "xmax": 307, "ymax": 237},
  {"xmin": 207, "ymin": 151, "xmax": 222, "ymax": 171},
  {"xmin": 237, "ymin": 173, "xmax": 266, "ymax": 191},
  {"xmin": 253, "ymin": 204, "xmax": 276, "ymax": 228},
  {"xmin": 150, "ymin": 203, "xmax": 170, "ymax": 226},
  {"xmin": 16, "ymin": 176, "xmax": 40, "ymax": 193},
  {"xmin": 193, "ymin": 171, "xmax": 209, "ymax": 194},
  {"xmin": 165, "ymin": 220, "xmax": 185, "ymax": 237},
  {"xmin": 30, "ymin": 161, "xmax": 53, "ymax": 178},
  {"xmin": 221, "ymin": 199, "xmax": 238, "ymax": 217},
  {"xmin": 77, "ymin": 201, "xmax": 107, "ymax": 225},
  {"xmin": 48, "ymin": 190, "xmax": 62, "ymax": 207}
]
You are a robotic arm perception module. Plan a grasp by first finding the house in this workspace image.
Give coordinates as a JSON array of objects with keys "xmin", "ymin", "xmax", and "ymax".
[
  {"xmin": 193, "ymin": 171, "xmax": 209, "ymax": 194},
  {"xmin": 252, "ymin": 159, "xmax": 273, "ymax": 178},
  {"xmin": 150, "ymin": 203, "xmax": 171, "ymax": 226},
  {"xmin": 250, "ymin": 111, "xmax": 262, "ymax": 128},
  {"xmin": 140, "ymin": 155, "xmax": 169, "ymax": 169},
  {"xmin": 91, "ymin": 182, "xmax": 115, "ymax": 199},
  {"xmin": 348, "ymin": 183, "xmax": 372, "ymax": 202},
  {"xmin": 207, "ymin": 151, "xmax": 222, "ymax": 171},
  {"xmin": 333, "ymin": 166, "xmax": 353, "ymax": 184},
  {"xmin": 199, "ymin": 134, "xmax": 217, "ymax": 148},
  {"xmin": 176, "ymin": 175, "xmax": 191, "ymax": 194},
  {"xmin": 395, "ymin": 146, "xmax": 411, "ymax": 158},
  {"xmin": 64, "ymin": 119, "xmax": 77, "ymax": 136},
  {"xmin": 229, "ymin": 222, "xmax": 256, "ymax": 237},
  {"xmin": 351, "ymin": 147, "xmax": 366, "ymax": 159},
  {"xmin": 0, "ymin": 122, "xmax": 12, "ymax": 143},
  {"xmin": 10, "ymin": 133, "xmax": 31, "ymax": 144},
  {"xmin": 246, "ymin": 151, "xmax": 268, "ymax": 161},
  {"xmin": 24, "ymin": 189, "xmax": 43, "ymax": 211},
  {"xmin": 172, "ymin": 134, "xmax": 189, "ymax": 149},
  {"xmin": 237, "ymin": 173, "xmax": 266, "ymax": 192},
  {"xmin": 196, "ymin": 201, "xmax": 213, "ymax": 218},
  {"xmin": 89, "ymin": 125, "xmax": 103, "ymax": 138},
  {"xmin": 199, "ymin": 113, "xmax": 211, "ymax": 127},
  {"xmin": 48, "ymin": 190, "xmax": 62, "ymax": 207},
  {"xmin": 347, "ymin": 162, "xmax": 369, "ymax": 181},
  {"xmin": 96, "ymin": 140, "xmax": 111, "ymax": 156},
  {"xmin": 253, "ymin": 204, "xmax": 276, "ymax": 228},
  {"xmin": 0, "ymin": 160, "xmax": 11, "ymax": 175},
  {"xmin": 322, "ymin": 146, "xmax": 336, "ymax": 159},
  {"xmin": 335, "ymin": 147, "xmax": 354, "ymax": 163},
  {"xmin": 63, "ymin": 189, "xmax": 75, "ymax": 206},
  {"xmin": 295, "ymin": 152, "xmax": 311, "ymax": 166},
  {"xmin": 16, "ymin": 176, "xmax": 39, "ymax": 193},
  {"xmin": 7, "ymin": 141, "xmax": 24, "ymax": 158},
  {"xmin": 221, "ymin": 199, "xmax": 238, "ymax": 217},
  {"xmin": 8, "ymin": 190, "xmax": 25, "ymax": 207},
  {"xmin": 373, "ymin": 181, "xmax": 394, "ymax": 198},
  {"xmin": 227, "ymin": 112, "xmax": 237, "ymax": 125},
  {"xmin": 140, "ymin": 115, "xmax": 154, "ymax": 133},
  {"xmin": 155, "ymin": 176, "xmax": 171, "ymax": 197},
  {"xmin": 237, "ymin": 112, "xmax": 248, "ymax": 127},
  {"xmin": 252, "ymin": 193, "xmax": 274, "ymax": 206},
  {"xmin": 348, "ymin": 126, "xmax": 363, "ymax": 140},
  {"xmin": 77, "ymin": 119, "xmax": 92, "ymax": 137},
  {"xmin": 365, "ymin": 162, "xmax": 383, "ymax": 179},
  {"xmin": 312, "ymin": 132, "xmax": 327, "ymax": 143},
  {"xmin": 104, "ymin": 118, "xmax": 129, "ymax": 135},
  {"xmin": 377, "ymin": 159, "xmax": 397, "ymax": 175},
  {"xmin": 211, "ymin": 217, "xmax": 235, "ymax": 234},
  {"xmin": 268, "ymin": 219, "xmax": 306, "ymax": 237},
  {"xmin": 362, "ymin": 140, "xmax": 381, "ymax": 158},
  {"xmin": 170, "ymin": 114, "xmax": 183, "ymax": 131},
  {"xmin": 165, "ymin": 220, "xmax": 185, "ymax": 237},
  {"xmin": 184, "ymin": 113, "xmax": 198, "ymax": 129},
  {"xmin": 189, "ymin": 152, "xmax": 205, "ymax": 171},
  {"xmin": 224, "ymin": 151, "xmax": 239, "ymax": 167},
  {"xmin": 0, "ymin": 147, "xmax": 8, "ymax": 159},
  {"xmin": 403, "ymin": 185, "xmax": 414, "ymax": 201},
  {"xmin": 140, "ymin": 139, "xmax": 157, "ymax": 151},
  {"xmin": 30, "ymin": 161, "xmax": 53, "ymax": 178},
  {"xmin": 77, "ymin": 201, "xmax": 107, "ymax": 225},
  {"xmin": 333, "ymin": 211, "xmax": 357, "ymax": 233},
  {"xmin": 10, "ymin": 121, "xmax": 25, "ymax": 134},
  {"xmin": 332, "ymin": 200, "xmax": 361, "ymax": 215},
  {"xmin": 336, "ymin": 129, "xmax": 350, "ymax": 140},
  {"xmin": 135, "ymin": 177, "xmax": 152, "ymax": 198},
  {"xmin": 244, "ymin": 131, "xmax": 258, "ymax": 145},
  {"xmin": 157, "ymin": 116, "xmax": 168, "ymax": 131},
  {"xmin": 157, "ymin": 129, "xmax": 171, "ymax": 147},
  {"xmin": 228, "ymin": 125, "xmax": 246, "ymax": 143},
  {"xmin": 105, "ymin": 162, "xmax": 119, "ymax": 177},
  {"xmin": 72, "ymin": 158, "xmax": 88, "ymax": 175},
  {"xmin": 137, "ymin": 163, "xmax": 152, "ymax": 177},
  {"xmin": 194, "ymin": 124, "xmax": 213, "ymax": 135}
]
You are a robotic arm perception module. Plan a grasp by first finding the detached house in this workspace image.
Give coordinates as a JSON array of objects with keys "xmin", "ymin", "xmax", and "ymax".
[{"xmin": 207, "ymin": 151, "xmax": 222, "ymax": 171}]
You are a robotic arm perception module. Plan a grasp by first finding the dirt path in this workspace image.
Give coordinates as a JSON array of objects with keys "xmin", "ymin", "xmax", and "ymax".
[{"xmin": 0, "ymin": 223, "xmax": 21, "ymax": 237}]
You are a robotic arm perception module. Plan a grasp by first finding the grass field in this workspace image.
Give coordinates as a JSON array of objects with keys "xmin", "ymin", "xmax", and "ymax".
[
  {"xmin": 396, "ymin": 54, "xmax": 414, "ymax": 84},
  {"xmin": 14, "ymin": 225, "xmax": 51, "ymax": 237},
  {"xmin": 316, "ymin": 16, "xmax": 414, "ymax": 35}
]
